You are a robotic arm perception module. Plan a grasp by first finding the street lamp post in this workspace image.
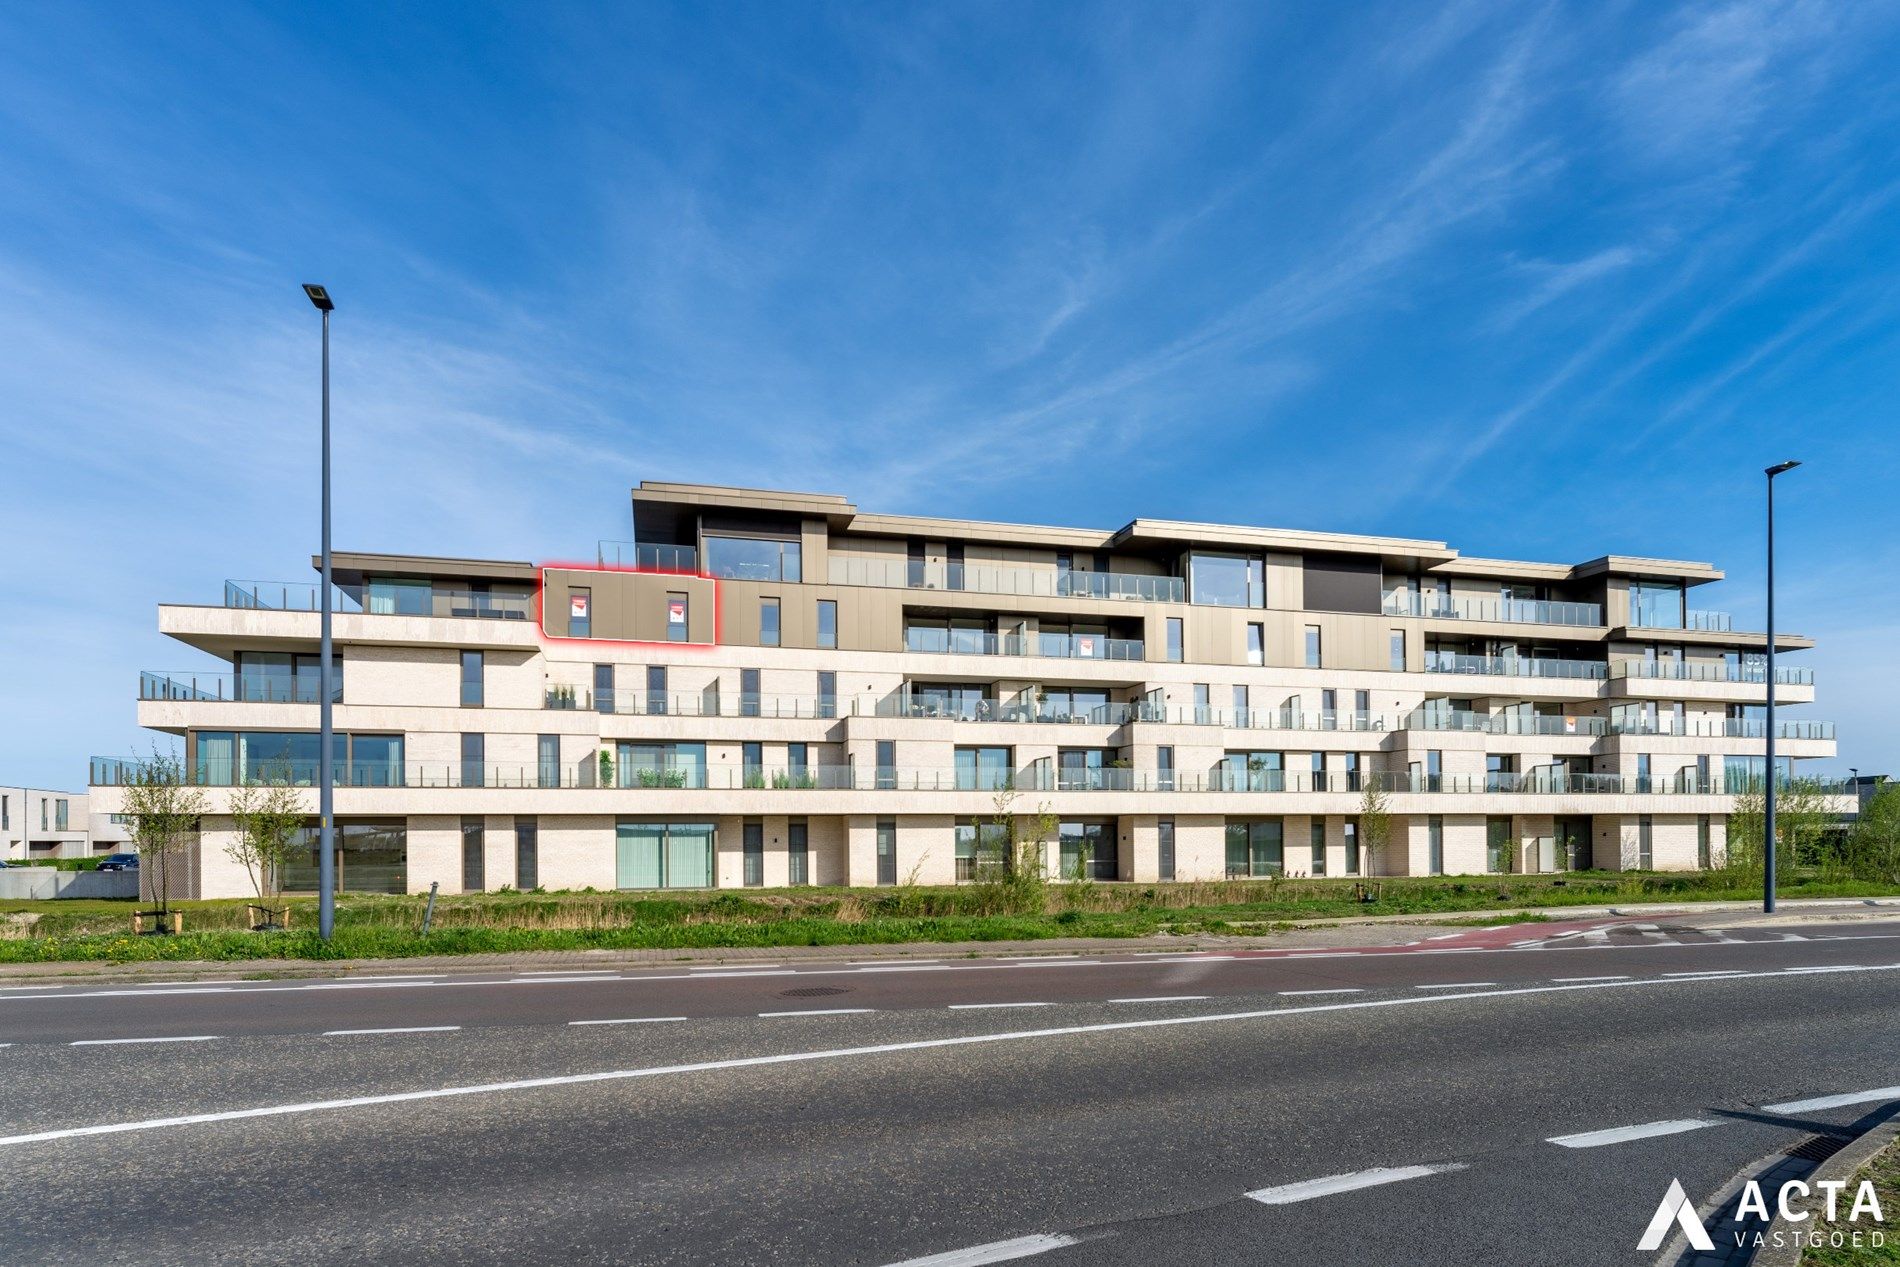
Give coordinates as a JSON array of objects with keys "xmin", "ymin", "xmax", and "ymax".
[
  {"xmin": 1762, "ymin": 459, "xmax": 1801, "ymax": 914},
  {"xmin": 303, "ymin": 283, "xmax": 337, "ymax": 939}
]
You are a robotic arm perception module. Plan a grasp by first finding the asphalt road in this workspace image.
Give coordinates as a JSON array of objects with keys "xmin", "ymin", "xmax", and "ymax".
[{"xmin": 1, "ymin": 918, "xmax": 1896, "ymax": 1266}]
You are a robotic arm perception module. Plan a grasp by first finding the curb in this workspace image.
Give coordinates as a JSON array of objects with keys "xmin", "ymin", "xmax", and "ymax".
[{"xmin": 1752, "ymin": 1106, "xmax": 1900, "ymax": 1267}]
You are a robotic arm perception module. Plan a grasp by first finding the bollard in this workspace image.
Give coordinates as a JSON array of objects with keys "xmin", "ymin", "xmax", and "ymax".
[{"xmin": 420, "ymin": 880, "xmax": 440, "ymax": 935}]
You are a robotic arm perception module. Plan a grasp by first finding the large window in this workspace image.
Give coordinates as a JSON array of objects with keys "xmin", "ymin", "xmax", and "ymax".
[
  {"xmin": 235, "ymin": 651, "xmax": 341, "ymax": 704},
  {"xmin": 1224, "ymin": 751, "xmax": 1284, "ymax": 792},
  {"xmin": 1629, "ymin": 581, "xmax": 1684, "ymax": 629},
  {"xmin": 1486, "ymin": 817, "xmax": 1512, "ymax": 874},
  {"xmin": 704, "ymin": 535, "xmax": 801, "ymax": 583},
  {"xmin": 955, "ymin": 746, "xmax": 1013, "ymax": 791},
  {"xmin": 461, "ymin": 733, "xmax": 485, "ymax": 788},
  {"xmin": 282, "ymin": 820, "xmax": 407, "ymax": 894},
  {"xmin": 1059, "ymin": 820, "xmax": 1117, "ymax": 880},
  {"xmin": 616, "ymin": 821, "xmax": 715, "ymax": 889},
  {"xmin": 1225, "ymin": 820, "xmax": 1283, "ymax": 878},
  {"xmin": 538, "ymin": 735, "xmax": 561, "ymax": 789},
  {"xmin": 615, "ymin": 742, "xmax": 707, "ymax": 788},
  {"xmin": 954, "ymin": 819, "xmax": 1010, "ymax": 882},
  {"xmin": 1190, "ymin": 553, "xmax": 1262, "ymax": 607},
  {"xmin": 194, "ymin": 731, "xmax": 402, "ymax": 786}
]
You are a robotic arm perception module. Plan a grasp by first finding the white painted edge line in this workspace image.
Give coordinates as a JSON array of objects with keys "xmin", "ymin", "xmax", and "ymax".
[
  {"xmin": 1552, "ymin": 976, "xmax": 1628, "ymax": 982},
  {"xmin": 1108, "ymin": 996, "xmax": 1210, "ymax": 1004},
  {"xmin": 321, "ymin": 1026, "xmax": 461, "ymax": 1037},
  {"xmin": 7, "ymin": 964, "xmax": 1894, "ymax": 1150},
  {"xmin": 948, "ymin": 1002, "xmax": 1051, "ymax": 1010},
  {"xmin": 879, "ymin": 1231, "xmax": 1079, "ymax": 1266},
  {"xmin": 1664, "ymin": 970, "xmax": 1749, "ymax": 977},
  {"xmin": 1763, "ymin": 1086, "xmax": 1900, "ymax": 1114},
  {"xmin": 70, "ymin": 1036, "xmax": 218, "ymax": 1047},
  {"xmin": 506, "ymin": 976, "xmax": 623, "ymax": 984},
  {"xmin": 1414, "ymin": 982, "xmax": 1497, "ymax": 990},
  {"xmin": 853, "ymin": 965, "xmax": 953, "ymax": 974},
  {"xmin": 1000, "ymin": 955, "xmax": 1080, "ymax": 961},
  {"xmin": 689, "ymin": 964, "xmax": 782, "ymax": 971},
  {"xmin": 675, "ymin": 970, "xmax": 798, "ymax": 978},
  {"xmin": 758, "ymin": 1009, "xmax": 876, "ymax": 1018},
  {"xmin": 515, "ymin": 969, "xmax": 618, "ymax": 976},
  {"xmin": 849, "ymin": 959, "xmax": 941, "ymax": 966},
  {"xmin": 568, "ymin": 1017, "xmax": 687, "ymax": 1027},
  {"xmin": 1782, "ymin": 965, "xmax": 1863, "ymax": 974},
  {"xmin": 1547, "ymin": 1119, "xmax": 1717, "ymax": 1149},
  {"xmin": 1247, "ymin": 1163, "xmax": 1467, "ymax": 1204},
  {"xmin": 512, "ymin": 972, "xmax": 619, "ymax": 979},
  {"xmin": 1282, "ymin": 951, "xmax": 1362, "ymax": 958},
  {"xmin": 1279, "ymin": 988, "xmax": 1362, "ymax": 996}
]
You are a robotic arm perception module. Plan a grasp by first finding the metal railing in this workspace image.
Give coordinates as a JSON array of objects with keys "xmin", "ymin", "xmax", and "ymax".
[
  {"xmin": 1383, "ymin": 594, "xmax": 1602, "ymax": 627},
  {"xmin": 1606, "ymin": 717, "xmax": 1835, "ymax": 740},
  {"xmin": 902, "ymin": 628, "xmax": 1146, "ymax": 661},
  {"xmin": 1629, "ymin": 606, "xmax": 1733, "ymax": 632},
  {"xmin": 829, "ymin": 556, "xmax": 1183, "ymax": 603},
  {"xmin": 1612, "ymin": 661, "xmax": 1813, "ymax": 685},
  {"xmin": 1424, "ymin": 652, "xmax": 1609, "ymax": 680}
]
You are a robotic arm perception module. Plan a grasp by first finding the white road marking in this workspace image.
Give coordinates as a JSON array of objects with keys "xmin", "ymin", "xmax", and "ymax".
[
  {"xmin": 5, "ymin": 964, "xmax": 1896, "ymax": 1150},
  {"xmin": 70, "ymin": 1036, "xmax": 218, "ymax": 1047},
  {"xmin": 1279, "ymin": 989, "xmax": 1362, "ymax": 996},
  {"xmin": 849, "ymin": 959, "xmax": 940, "ymax": 966},
  {"xmin": 949, "ymin": 1002, "xmax": 1051, "ymax": 1010},
  {"xmin": 1247, "ymin": 1163, "xmax": 1467, "ymax": 1204},
  {"xmin": 1108, "ymin": 996, "xmax": 1210, "ymax": 1004},
  {"xmin": 322, "ymin": 1026, "xmax": 461, "ymax": 1037},
  {"xmin": 1547, "ymin": 1119, "xmax": 1717, "ymax": 1148},
  {"xmin": 879, "ymin": 1232, "xmax": 1080, "ymax": 1265},
  {"xmin": 1782, "ymin": 965, "xmax": 1863, "ymax": 974},
  {"xmin": 689, "ymin": 963, "xmax": 782, "ymax": 970},
  {"xmin": 515, "ymin": 970, "xmax": 616, "ymax": 977},
  {"xmin": 853, "ymin": 965, "xmax": 953, "ymax": 974},
  {"xmin": 1664, "ymin": 970, "xmax": 1747, "ymax": 978},
  {"xmin": 1552, "ymin": 975, "xmax": 1628, "ymax": 982},
  {"xmin": 568, "ymin": 1017, "xmax": 686, "ymax": 1026},
  {"xmin": 758, "ymin": 1009, "xmax": 875, "ymax": 1018},
  {"xmin": 677, "ymin": 970, "xmax": 797, "ymax": 978},
  {"xmin": 1000, "ymin": 955, "xmax": 1079, "ymax": 962},
  {"xmin": 1415, "ymin": 982, "xmax": 1496, "ymax": 990},
  {"xmin": 1282, "ymin": 952, "xmax": 1362, "ymax": 958},
  {"xmin": 507, "ymin": 976, "xmax": 622, "ymax": 984},
  {"xmin": 1763, "ymin": 1086, "xmax": 1900, "ymax": 1114}
]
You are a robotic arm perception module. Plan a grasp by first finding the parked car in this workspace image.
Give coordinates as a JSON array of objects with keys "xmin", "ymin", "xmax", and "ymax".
[{"xmin": 96, "ymin": 854, "xmax": 140, "ymax": 872}]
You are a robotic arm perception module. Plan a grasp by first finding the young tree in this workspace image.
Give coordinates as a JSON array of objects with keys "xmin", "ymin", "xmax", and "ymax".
[
  {"xmin": 1725, "ymin": 777, "xmax": 1835, "ymax": 875},
  {"xmin": 226, "ymin": 766, "xmax": 306, "ymax": 899},
  {"xmin": 1356, "ymin": 780, "xmax": 1391, "ymax": 877},
  {"xmin": 1845, "ymin": 781, "xmax": 1900, "ymax": 885},
  {"xmin": 118, "ymin": 748, "xmax": 208, "ymax": 916}
]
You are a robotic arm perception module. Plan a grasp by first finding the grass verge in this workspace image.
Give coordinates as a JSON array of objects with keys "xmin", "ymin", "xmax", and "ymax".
[{"xmin": 1803, "ymin": 1138, "xmax": 1898, "ymax": 1265}]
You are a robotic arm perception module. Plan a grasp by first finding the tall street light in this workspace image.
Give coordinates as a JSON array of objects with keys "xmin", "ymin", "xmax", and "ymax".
[
  {"xmin": 1762, "ymin": 459, "xmax": 1801, "ymax": 914},
  {"xmin": 303, "ymin": 283, "xmax": 337, "ymax": 939}
]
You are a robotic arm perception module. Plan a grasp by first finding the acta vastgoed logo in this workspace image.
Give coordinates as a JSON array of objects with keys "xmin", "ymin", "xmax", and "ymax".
[{"xmin": 1638, "ymin": 1175, "xmax": 1888, "ymax": 1253}]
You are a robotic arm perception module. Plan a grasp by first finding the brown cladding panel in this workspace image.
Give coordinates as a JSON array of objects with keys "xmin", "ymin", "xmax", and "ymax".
[{"xmin": 1302, "ymin": 554, "xmax": 1382, "ymax": 614}]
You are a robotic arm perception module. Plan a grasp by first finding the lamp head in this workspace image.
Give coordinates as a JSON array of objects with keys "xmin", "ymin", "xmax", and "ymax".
[
  {"xmin": 1765, "ymin": 460, "xmax": 1801, "ymax": 477},
  {"xmin": 302, "ymin": 284, "xmax": 335, "ymax": 312}
]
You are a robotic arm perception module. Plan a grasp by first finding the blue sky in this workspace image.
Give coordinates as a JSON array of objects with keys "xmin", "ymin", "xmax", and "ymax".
[{"xmin": 1, "ymin": 1, "xmax": 1896, "ymax": 789}]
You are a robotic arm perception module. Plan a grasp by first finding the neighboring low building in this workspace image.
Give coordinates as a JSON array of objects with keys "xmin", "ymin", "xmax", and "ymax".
[
  {"xmin": 0, "ymin": 786, "xmax": 130, "ymax": 861},
  {"xmin": 90, "ymin": 480, "xmax": 1847, "ymax": 899}
]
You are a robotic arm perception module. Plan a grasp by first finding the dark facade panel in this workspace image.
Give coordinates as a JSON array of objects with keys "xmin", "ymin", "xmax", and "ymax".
[{"xmin": 1303, "ymin": 554, "xmax": 1381, "ymax": 614}]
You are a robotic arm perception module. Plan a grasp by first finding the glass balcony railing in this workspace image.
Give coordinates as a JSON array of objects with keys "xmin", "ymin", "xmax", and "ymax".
[
  {"xmin": 902, "ymin": 628, "xmax": 1145, "ymax": 661},
  {"xmin": 1404, "ymin": 710, "xmax": 1605, "ymax": 736},
  {"xmin": 1612, "ymin": 661, "xmax": 1813, "ymax": 685},
  {"xmin": 1424, "ymin": 652, "xmax": 1609, "ymax": 680},
  {"xmin": 1383, "ymin": 594, "xmax": 1602, "ymax": 627},
  {"xmin": 139, "ymin": 670, "xmax": 340, "ymax": 704},
  {"xmin": 596, "ymin": 541, "xmax": 698, "ymax": 572},
  {"xmin": 1606, "ymin": 717, "xmax": 1835, "ymax": 740},
  {"xmin": 86, "ymin": 755, "xmax": 1851, "ymax": 797},
  {"xmin": 1629, "ymin": 606, "xmax": 1733, "ymax": 632},
  {"xmin": 830, "ymin": 556, "xmax": 1183, "ymax": 603},
  {"xmin": 221, "ymin": 580, "xmax": 531, "ymax": 620}
]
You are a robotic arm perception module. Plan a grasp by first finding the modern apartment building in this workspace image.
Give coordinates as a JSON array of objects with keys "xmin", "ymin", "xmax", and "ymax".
[
  {"xmin": 91, "ymin": 481, "xmax": 1842, "ymax": 899},
  {"xmin": 1, "ymin": 786, "xmax": 129, "ymax": 861}
]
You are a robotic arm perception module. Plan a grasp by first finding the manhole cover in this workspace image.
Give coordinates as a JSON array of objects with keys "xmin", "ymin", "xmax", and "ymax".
[{"xmin": 777, "ymin": 985, "xmax": 852, "ymax": 999}]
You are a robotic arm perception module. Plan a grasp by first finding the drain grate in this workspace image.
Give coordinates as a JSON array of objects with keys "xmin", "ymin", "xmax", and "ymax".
[
  {"xmin": 1784, "ymin": 1134, "xmax": 1849, "ymax": 1164},
  {"xmin": 777, "ymin": 985, "xmax": 852, "ymax": 999}
]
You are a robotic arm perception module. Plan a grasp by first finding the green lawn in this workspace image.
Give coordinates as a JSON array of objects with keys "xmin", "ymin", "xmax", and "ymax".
[{"xmin": 0, "ymin": 870, "xmax": 1892, "ymax": 964}]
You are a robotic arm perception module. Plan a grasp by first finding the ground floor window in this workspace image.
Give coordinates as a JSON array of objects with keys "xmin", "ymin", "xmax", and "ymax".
[
  {"xmin": 743, "ymin": 820, "xmax": 764, "ymax": 887},
  {"xmin": 1060, "ymin": 819, "xmax": 1117, "ymax": 880},
  {"xmin": 282, "ymin": 819, "xmax": 407, "ymax": 894},
  {"xmin": 788, "ymin": 819, "xmax": 809, "ymax": 885},
  {"xmin": 1427, "ymin": 816, "xmax": 1444, "ymax": 876},
  {"xmin": 876, "ymin": 820, "xmax": 897, "ymax": 886},
  {"xmin": 1309, "ymin": 821, "xmax": 1326, "ymax": 876},
  {"xmin": 954, "ymin": 819, "xmax": 1009, "ymax": 882},
  {"xmin": 1556, "ymin": 816, "xmax": 1590, "ymax": 871},
  {"xmin": 1486, "ymin": 817, "xmax": 1512, "ymax": 874},
  {"xmin": 516, "ymin": 818, "xmax": 538, "ymax": 891},
  {"xmin": 1697, "ymin": 815, "xmax": 1711, "ymax": 869},
  {"xmin": 1158, "ymin": 819, "xmax": 1176, "ymax": 882},
  {"xmin": 616, "ymin": 821, "xmax": 715, "ymax": 889},
  {"xmin": 1343, "ymin": 821, "xmax": 1360, "ymax": 874},
  {"xmin": 1226, "ymin": 819, "xmax": 1282, "ymax": 878}
]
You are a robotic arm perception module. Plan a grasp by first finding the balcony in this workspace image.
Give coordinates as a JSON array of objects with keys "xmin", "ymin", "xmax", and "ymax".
[
  {"xmin": 1405, "ymin": 709, "xmax": 1605, "ymax": 736},
  {"xmin": 139, "ymin": 670, "xmax": 340, "ymax": 704},
  {"xmin": 1384, "ymin": 594, "xmax": 1602, "ymax": 627},
  {"xmin": 596, "ymin": 541, "xmax": 698, "ymax": 572},
  {"xmin": 830, "ymin": 556, "xmax": 1184, "ymax": 604},
  {"xmin": 903, "ymin": 628, "xmax": 1145, "ymax": 661},
  {"xmin": 1611, "ymin": 661, "xmax": 1813, "ymax": 686},
  {"xmin": 1424, "ymin": 652, "xmax": 1609, "ymax": 680},
  {"xmin": 222, "ymin": 580, "xmax": 532, "ymax": 620},
  {"xmin": 1606, "ymin": 717, "xmax": 1835, "ymax": 740}
]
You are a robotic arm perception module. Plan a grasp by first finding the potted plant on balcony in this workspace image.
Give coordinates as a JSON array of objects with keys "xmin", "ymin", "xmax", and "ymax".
[
  {"xmin": 597, "ymin": 749, "xmax": 615, "ymax": 788},
  {"xmin": 120, "ymin": 748, "xmax": 206, "ymax": 935}
]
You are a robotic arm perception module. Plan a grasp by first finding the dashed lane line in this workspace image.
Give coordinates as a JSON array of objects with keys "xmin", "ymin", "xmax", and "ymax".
[
  {"xmin": 1763, "ymin": 1087, "xmax": 1900, "ymax": 1114},
  {"xmin": 1279, "ymin": 988, "xmax": 1362, "ymax": 996},
  {"xmin": 1107, "ymin": 996, "xmax": 1210, "ymax": 1004},
  {"xmin": 1247, "ymin": 1163, "xmax": 1468, "ymax": 1204},
  {"xmin": 948, "ymin": 1002, "xmax": 1051, "ymax": 1010},
  {"xmin": 69, "ymin": 1036, "xmax": 218, "ymax": 1047},
  {"xmin": 758, "ymin": 1009, "xmax": 875, "ymax": 1018},
  {"xmin": 879, "ymin": 1232, "xmax": 1081, "ymax": 1266},
  {"xmin": 568, "ymin": 1017, "xmax": 686, "ymax": 1027},
  {"xmin": 1414, "ymin": 982, "xmax": 1497, "ymax": 990},
  {"xmin": 1547, "ymin": 1119, "xmax": 1718, "ymax": 1149},
  {"xmin": 321, "ymin": 1026, "xmax": 461, "ymax": 1037}
]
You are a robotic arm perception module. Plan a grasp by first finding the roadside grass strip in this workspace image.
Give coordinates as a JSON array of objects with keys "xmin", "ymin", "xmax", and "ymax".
[
  {"xmin": 1247, "ymin": 1163, "xmax": 1467, "ymax": 1204},
  {"xmin": 1546, "ymin": 1119, "xmax": 1717, "ymax": 1148},
  {"xmin": 3, "ymin": 964, "xmax": 1893, "ymax": 1149}
]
